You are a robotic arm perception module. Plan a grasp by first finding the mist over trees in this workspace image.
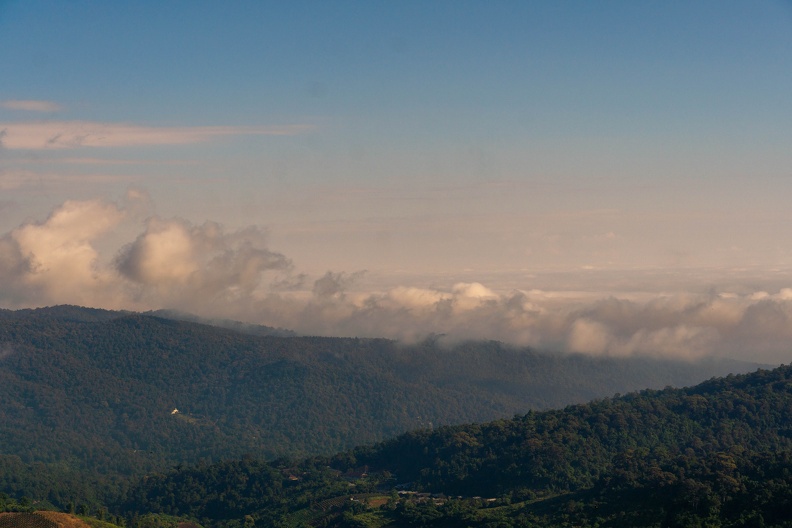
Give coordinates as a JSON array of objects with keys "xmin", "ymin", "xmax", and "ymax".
[{"xmin": 4, "ymin": 199, "xmax": 792, "ymax": 364}]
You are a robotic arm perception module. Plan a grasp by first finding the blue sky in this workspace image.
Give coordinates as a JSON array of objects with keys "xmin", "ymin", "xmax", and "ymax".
[{"xmin": 2, "ymin": 1, "xmax": 792, "ymax": 360}]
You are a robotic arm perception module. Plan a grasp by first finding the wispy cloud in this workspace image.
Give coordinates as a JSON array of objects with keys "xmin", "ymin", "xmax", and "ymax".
[
  {"xmin": 16, "ymin": 156, "xmax": 198, "ymax": 167},
  {"xmin": 57, "ymin": 157, "xmax": 198, "ymax": 166},
  {"xmin": 0, "ymin": 121, "xmax": 315, "ymax": 149},
  {"xmin": 0, "ymin": 168, "xmax": 138, "ymax": 190},
  {"xmin": 1, "ymin": 100, "xmax": 62, "ymax": 112}
]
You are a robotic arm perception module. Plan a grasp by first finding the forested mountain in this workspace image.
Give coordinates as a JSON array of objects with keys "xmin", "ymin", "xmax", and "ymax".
[
  {"xmin": 0, "ymin": 304, "xmax": 777, "ymax": 524},
  {"xmin": 123, "ymin": 364, "xmax": 792, "ymax": 527},
  {"xmin": 0, "ymin": 305, "xmax": 761, "ymax": 479}
]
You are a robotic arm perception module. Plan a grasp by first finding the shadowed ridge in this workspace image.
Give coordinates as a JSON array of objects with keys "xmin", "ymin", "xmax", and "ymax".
[{"xmin": 2, "ymin": 305, "xmax": 130, "ymax": 323}]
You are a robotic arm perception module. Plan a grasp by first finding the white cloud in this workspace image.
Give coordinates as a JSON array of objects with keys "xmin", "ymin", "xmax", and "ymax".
[
  {"xmin": 1, "ymin": 100, "xmax": 62, "ymax": 112},
  {"xmin": 312, "ymin": 271, "xmax": 367, "ymax": 301},
  {"xmin": 775, "ymin": 288, "xmax": 792, "ymax": 300},
  {"xmin": 0, "ymin": 121, "xmax": 315, "ymax": 150},
  {"xmin": 3, "ymin": 197, "xmax": 792, "ymax": 364},
  {"xmin": 0, "ymin": 199, "xmax": 125, "ymax": 306},
  {"xmin": 568, "ymin": 318, "xmax": 612, "ymax": 355},
  {"xmin": 116, "ymin": 218, "xmax": 292, "ymax": 305},
  {"xmin": 117, "ymin": 218, "xmax": 200, "ymax": 285},
  {"xmin": 382, "ymin": 286, "xmax": 450, "ymax": 310},
  {"xmin": 450, "ymin": 282, "xmax": 499, "ymax": 311},
  {"xmin": 452, "ymin": 282, "xmax": 498, "ymax": 299}
]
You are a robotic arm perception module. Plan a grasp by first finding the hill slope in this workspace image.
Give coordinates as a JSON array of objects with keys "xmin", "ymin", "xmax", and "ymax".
[
  {"xmin": 0, "ymin": 305, "xmax": 763, "ymax": 479},
  {"xmin": 124, "ymin": 364, "xmax": 792, "ymax": 527}
]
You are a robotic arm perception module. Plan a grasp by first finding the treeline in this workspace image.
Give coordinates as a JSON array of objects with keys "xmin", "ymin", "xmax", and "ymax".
[{"xmin": 345, "ymin": 365, "xmax": 792, "ymax": 497}]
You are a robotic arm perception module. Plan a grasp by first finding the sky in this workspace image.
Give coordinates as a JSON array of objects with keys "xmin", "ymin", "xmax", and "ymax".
[{"xmin": 2, "ymin": 1, "xmax": 792, "ymax": 362}]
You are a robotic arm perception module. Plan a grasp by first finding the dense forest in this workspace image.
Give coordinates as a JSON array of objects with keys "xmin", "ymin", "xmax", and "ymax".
[
  {"xmin": 2, "ymin": 306, "xmax": 790, "ymax": 526},
  {"xmin": 121, "ymin": 364, "xmax": 792, "ymax": 527},
  {"xmin": 0, "ymin": 305, "xmax": 756, "ymax": 478}
]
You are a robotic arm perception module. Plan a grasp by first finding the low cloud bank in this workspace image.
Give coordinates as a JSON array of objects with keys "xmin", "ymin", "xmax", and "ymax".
[{"xmin": 2, "ymin": 197, "xmax": 792, "ymax": 364}]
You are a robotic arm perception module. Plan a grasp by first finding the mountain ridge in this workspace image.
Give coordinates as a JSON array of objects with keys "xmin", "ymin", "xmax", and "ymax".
[
  {"xmin": 125, "ymin": 363, "xmax": 792, "ymax": 527},
  {"xmin": 0, "ymin": 305, "xmax": 772, "ymax": 513}
]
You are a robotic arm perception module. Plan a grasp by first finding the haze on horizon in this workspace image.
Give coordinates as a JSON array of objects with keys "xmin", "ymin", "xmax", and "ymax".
[{"xmin": 2, "ymin": 1, "xmax": 792, "ymax": 363}]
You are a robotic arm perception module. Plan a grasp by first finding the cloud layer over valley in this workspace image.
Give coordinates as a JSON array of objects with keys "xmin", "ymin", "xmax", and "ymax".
[{"xmin": 2, "ymin": 197, "xmax": 792, "ymax": 364}]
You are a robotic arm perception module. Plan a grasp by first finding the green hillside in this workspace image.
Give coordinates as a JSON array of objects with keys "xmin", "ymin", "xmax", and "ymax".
[
  {"xmin": 123, "ymin": 364, "xmax": 792, "ymax": 527},
  {"xmin": 0, "ymin": 305, "xmax": 761, "ymax": 481}
]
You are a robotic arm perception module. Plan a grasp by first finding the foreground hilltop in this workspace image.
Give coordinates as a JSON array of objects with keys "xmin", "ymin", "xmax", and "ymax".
[{"xmin": 127, "ymin": 363, "xmax": 792, "ymax": 527}]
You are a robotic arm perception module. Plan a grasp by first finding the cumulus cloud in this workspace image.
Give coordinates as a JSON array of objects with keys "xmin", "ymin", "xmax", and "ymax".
[
  {"xmin": 0, "ymin": 199, "xmax": 124, "ymax": 306},
  {"xmin": 0, "ymin": 121, "xmax": 315, "ymax": 150},
  {"xmin": 116, "ymin": 218, "xmax": 292, "ymax": 305},
  {"xmin": 1, "ymin": 100, "xmax": 62, "ymax": 112},
  {"xmin": 312, "ymin": 271, "xmax": 367, "ymax": 301},
  {"xmin": 260, "ymin": 281, "xmax": 792, "ymax": 363},
  {"xmin": 3, "ymin": 198, "xmax": 792, "ymax": 364},
  {"xmin": 0, "ymin": 194, "xmax": 292, "ymax": 312}
]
